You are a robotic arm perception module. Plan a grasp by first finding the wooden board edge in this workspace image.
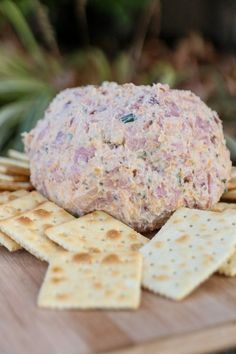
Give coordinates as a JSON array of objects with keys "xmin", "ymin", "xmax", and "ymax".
[{"xmin": 106, "ymin": 320, "xmax": 236, "ymax": 354}]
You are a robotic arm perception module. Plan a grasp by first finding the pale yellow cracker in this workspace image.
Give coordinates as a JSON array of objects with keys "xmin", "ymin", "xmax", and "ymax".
[
  {"xmin": 227, "ymin": 178, "xmax": 236, "ymax": 190},
  {"xmin": 7, "ymin": 150, "xmax": 28, "ymax": 162},
  {"xmin": 0, "ymin": 201, "xmax": 75, "ymax": 261},
  {"xmin": 140, "ymin": 207, "xmax": 236, "ymax": 300},
  {"xmin": 210, "ymin": 204, "xmax": 236, "ymax": 276},
  {"xmin": 0, "ymin": 189, "xmax": 28, "ymax": 205},
  {"xmin": 0, "ymin": 157, "xmax": 29, "ymax": 169},
  {"xmin": 228, "ymin": 182, "xmax": 236, "ymax": 191},
  {"xmin": 38, "ymin": 251, "xmax": 142, "ymax": 310},
  {"xmin": 0, "ymin": 173, "xmax": 29, "ymax": 183},
  {"xmin": 0, "ymin": 157, "xmax": 30, "ymax": 176},
  {"xmin": 46, "ymin": 210, "xmax": 148, "ymax": 253},
  {"xmin": 0, "ymin": 165, "xmax": 29, "ymax": 176},
  {"xmin": 211, "ymin": 202, "xmax": 236, "ymax": 212},
  {"xmin": 231, "ymin": 166, "xmax": 236, "ymax": 179},
  {"xmin": 0, "ymin": 190, "xmax": 46, "ymax": 220},
  {"xmin": 221, "ymin": 189, "xmax": 236, "ymax": 202},
  {"xmin": 0, "ymin": 181, "xmax": 32, "ymax": 191},
  {"xmin": 217, "ymin": 209, "xmax": 236, "ymax": 276},
  {"xmin": 0, "ymin": 191, "xmax": 46, "ymax": 252},
  {"xmin": 218, "ymin": 253, "xmax": 236, "ymax": 276},
  {"xmin": 0, "ymin": 232, "xmax": 21, "ymax": 252},
  {"xmin": 0, "ymin": 189, "xmax": 29, "ymax": 249}
]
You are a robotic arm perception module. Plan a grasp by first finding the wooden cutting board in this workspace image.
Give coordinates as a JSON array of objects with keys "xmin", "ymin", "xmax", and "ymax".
[{"xmin": 1, "ymin": 248, "xmax": 236, "ymax": 354}]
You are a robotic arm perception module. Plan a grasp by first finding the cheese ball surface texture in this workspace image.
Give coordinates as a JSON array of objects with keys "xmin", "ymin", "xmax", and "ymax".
[{"xmin": 24, "ymin": 82, "xmax": 231, "ymax": 232}]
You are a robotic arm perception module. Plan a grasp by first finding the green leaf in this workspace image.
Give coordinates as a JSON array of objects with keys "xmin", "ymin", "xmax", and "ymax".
[
  {"xmin": 71, "ymin": 48, "xmax": 111, "ymax": 83},
  {"xmin": 0, "ymin": 78, "xmax": 49, "ymax": 100},
  {"xmin": 0, "ymin": 52, "xmax": 31, "ymax": 78},
  {"xmin": 0, "ymin": 100, "xmax": 33, "ymax": 151},
  {"xmin": 113, "ymin": 53, "xmax": 133, "ymax": 83},
  {"xmin": 12, "ymin": 93, "xmax": 53, "ymax": 151},
  {"xmin": 121, "ymin": 113, "xmax": 137, "ymax": 123},
  {"xmin": 225, "ymin": 133, "xmax": 236, "ymax": 165},
  {"xmin": 33, "ymin": 0, "xmax": 59, "ymax": 56},
  {"xmin": 0, "ymin": 0, "xmax": 44, "ymax": 65}
]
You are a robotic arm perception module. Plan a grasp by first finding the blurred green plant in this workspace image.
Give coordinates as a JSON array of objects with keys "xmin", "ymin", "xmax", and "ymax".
[
  {"xmin": 0, "ymin": 0, "xmax": 235, "ymax": 162},
  {"xmin": 0, "ymin": 0, "xmax": 58, "ymax": 151},
  {"xmin": 0, "ymin": 0, "xmax": 156, "ymax": 152}
]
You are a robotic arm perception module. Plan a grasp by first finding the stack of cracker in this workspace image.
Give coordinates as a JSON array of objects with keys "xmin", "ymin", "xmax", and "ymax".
[
  {"xmin": 221, "ymin": 166, "xmax": 236, "ymax": 202},
  {"xmin": 0, "ymin": 149, "xmax": 32, "ymax": 191},
  {"xmin": 0, "ymin": 204, "xmax": 147, "ymax": 309},
  {"xmin": 1, "ymin": 157, "xmax": 236, "ymax": 309}
]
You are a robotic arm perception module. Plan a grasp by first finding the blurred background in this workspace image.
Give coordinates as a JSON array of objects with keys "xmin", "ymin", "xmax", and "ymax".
[{"xmin": 0, "ymin": 0, "xmax": 236, "ymax": 160}]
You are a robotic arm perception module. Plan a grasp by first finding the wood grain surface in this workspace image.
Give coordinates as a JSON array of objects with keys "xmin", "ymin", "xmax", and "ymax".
[{"xmin": 1, "ymin": 247, "xmax": 236, "ymax": 354}]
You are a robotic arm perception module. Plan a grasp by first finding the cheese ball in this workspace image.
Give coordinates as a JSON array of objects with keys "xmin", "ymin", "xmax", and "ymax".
[{"xmin": 24, "ymin": 82, "xmax": 231, "ymax": 232}]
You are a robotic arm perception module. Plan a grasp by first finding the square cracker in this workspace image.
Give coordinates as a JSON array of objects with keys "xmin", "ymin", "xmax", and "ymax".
[
  {"xmin": 218, "ymin": 253, "xmax": 236, "ymax": 276},
  {"xmin": 0, "ymin": 201, "xmax": 75, "ymax": 261},
  {"xmin": 0, "ymin": 191, "xmax": 46, "ymax": 252},
  {"xmin": 0, "ymin": 157, "xmax": 29, "ymax": 176},
  {"xmin": 140, "ymin": 207, "xmax": 236, "ymax": 300},
  {"xmin": 216, "ymin": 209, "xmax": 236, "ymax": 276},
  {"xmin": 211, "ymin": 202, "xmax": 236, "ymax": 212},
  {"xmin": 0, "ymin": 157, "xmax": 29, "ymax": 169},
  {"xmin": 227, "ymin": 178, "xmax": 236, "ymax": 190},
  {"xmin": 45, "ymin": 211, "xmax": 148, "ymax": 253},
  {"xmin": 0, "ymin": 231, "xmax": 21, "ymax": 252},
  {"xmin": 231, "ymin": 166, "xmax": 236, "ymax": 179},
  {"xmin": 38, "ymin": 251, "xmax": 142, "ymax": 310},
  {"xmin": 0, "ymin": 173, "xmax": 29, "ymax": 183},
  {"xmin": 221, "ymin": 189, "xmax": 236, "ymax": 202},
  {"xmin": 0, "ymin": 190, "xmax": 28, "ymax": 205},
  {"xmin": 7, "ymin": 149, "xmax": 28, "ymax": 162},
  {"xmin": 0, "ymin": 181, "xmax": 32, "ymax": 191},
  {"xmin": 0, "ymin": 164, "xmax": 29, "ymax": 176},
  {"xmin": 0, "ymin": 191, "xmax": 46, "ymax": 220}
]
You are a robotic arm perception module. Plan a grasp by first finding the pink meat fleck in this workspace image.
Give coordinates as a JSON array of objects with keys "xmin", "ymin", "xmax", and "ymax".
[{"xmin": 74, "ymin": 146, "xmax": 95, "ymax": 163}]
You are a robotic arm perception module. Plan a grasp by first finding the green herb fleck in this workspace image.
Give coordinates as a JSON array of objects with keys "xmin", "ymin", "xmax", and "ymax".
[
  {"xmin": 137, "ymin": 151, "xmax": 148, "ymax": 159},
  {"xmin": 121, "ymin": 113, "xmax": 137, "ymax": 123},
  {"xmin": 221, "ymin": 179, "xmax": 227, "ymax": 184},
  {"xmin": 67, "ymin": 133, "xmax": 73, "ymax": 140}
]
